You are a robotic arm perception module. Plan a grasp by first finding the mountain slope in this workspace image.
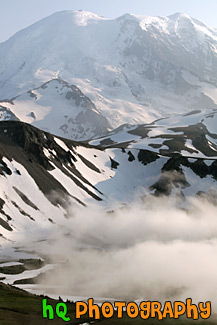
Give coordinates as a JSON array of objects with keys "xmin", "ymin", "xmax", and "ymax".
[
  {"xmin": 0, "ymin": 78, "xmax": 111, "ymax": 140},
  {"xmin": 0, "ymin": 10, "xmax": 217, "ymax": 133},
  {"xmin": 90, "ymin": 108, "xmax": 217, "ymax": 158},
  {"xmin": 0, "ymin": 118, "xmax": 217, "ymax": 304},
  {"xmin": 1, "ymin": 282, "xmax": 216, "ymax": 324},
  {"xmin": 0, "ymin": 118, "xmax": 216, "ymax": 244}
]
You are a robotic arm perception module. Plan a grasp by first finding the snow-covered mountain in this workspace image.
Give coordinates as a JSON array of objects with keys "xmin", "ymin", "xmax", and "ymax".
[
  {"xmin": 90, "ymin": 108, "xmax": 217, "ymax": 158},
  {"xmin": 1, "ymin": 114, "xmax": 217, "ymax": 243},
  {"xmin": 0, "ymin": 10, "xmax": 217, "ymax": 138},
  {"xmin": 0, "ymin": 78, "xmax": 110, "ymax": 140},
  {"xmin": 1, "ymin": 10, "xmax": 217, "ymax": 306},
  {"xmin": 0, "ymin": 109, "xmax": 217, "ymax": 294}
]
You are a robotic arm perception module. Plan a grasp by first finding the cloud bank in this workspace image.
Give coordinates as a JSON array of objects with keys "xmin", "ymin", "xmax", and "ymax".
[{"xmin": 35, "ymin": 192, "xmax": 217, "ymax": 312}]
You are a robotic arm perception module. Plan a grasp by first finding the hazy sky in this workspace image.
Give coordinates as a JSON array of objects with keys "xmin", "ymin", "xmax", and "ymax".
[{"xmin": 0, "ymin": 0, "xmax": 217, "ymax": 42}]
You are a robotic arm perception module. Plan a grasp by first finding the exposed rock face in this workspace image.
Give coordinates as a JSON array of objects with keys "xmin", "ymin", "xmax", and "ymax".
[
  {"xmin": 138, "ymin": 149, "xmax": 160, "ymax": 165},
  {"xmin": 0, "ymin": 11, "xmax": 217, "ymax": 135},
  {"xmin": 90, "ymin": 109, "xmax": 217, "ymax": 160},
  {"xmin": 0, "ymin": 105, "xmax": 19, "ymax": 121},
  {"xmin": 0, "ymin": 119, "xmax": 217, "ymax": 242},
  {"xmin": 0, "ymin": 79, "xmax": 111, "ymax": 141}
]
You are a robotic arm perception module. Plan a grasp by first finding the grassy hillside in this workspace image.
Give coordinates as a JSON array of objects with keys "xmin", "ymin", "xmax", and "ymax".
[{"xmin": 0, "ymin": 282, "xmax": 216, "ymax": 324}]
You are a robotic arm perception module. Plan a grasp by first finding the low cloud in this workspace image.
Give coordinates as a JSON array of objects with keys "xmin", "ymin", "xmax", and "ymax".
[{"xmin": 34, "ymin": 191, "xmax": 217, "ymax": 312}]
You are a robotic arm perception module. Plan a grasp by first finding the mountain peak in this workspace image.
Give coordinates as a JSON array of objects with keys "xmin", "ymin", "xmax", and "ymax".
[
  {"xmin": 51, "ymin": 10, "xmax": 107, "ymax": 26},
  {"xmin": 116, "ymin": 13, "xmax": 137, "ymax": 20},
  {"xmin": 0, "ymin": 9, "xmax": 217, "ymax": 134},
  {"xmin": 168, "ymin": 12, "xmax": 191, "ymax": 20}
]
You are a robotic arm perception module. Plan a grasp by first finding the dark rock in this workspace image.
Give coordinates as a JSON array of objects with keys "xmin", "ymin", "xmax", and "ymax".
[
  {"xmin": 110, "ymin": 157, "xmax": 119, "ymax": 169},
  {"xmin": 138, "ymin": 149, "xmax": 159, "ymax": 165},
  {"xmin": 128, "ymin": 151, "xmax": 135, "ymax": 162}
]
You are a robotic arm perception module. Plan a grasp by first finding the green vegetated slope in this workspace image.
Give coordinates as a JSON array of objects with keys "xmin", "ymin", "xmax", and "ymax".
[
  {"xmin": 0, "ymin": 282, "xmax": 216, "ymax": 325},
  {"xmin": 0, "ymin": 282, "xmax": 84, "ymax": 325}
]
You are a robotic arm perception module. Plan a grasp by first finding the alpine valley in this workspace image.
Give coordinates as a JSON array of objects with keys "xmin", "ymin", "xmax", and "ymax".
[{"xmin": 0, "ymin": 10, "xmax": 217, "ymax": 321}]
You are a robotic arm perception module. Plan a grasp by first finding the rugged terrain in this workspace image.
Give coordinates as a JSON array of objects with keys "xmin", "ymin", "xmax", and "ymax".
[
  {"xmin": 0, "ymin": 110, "xmax": 217, "ymax": 244},
  {"xmin": 0, "ymin": 11, "xmax": 217, "ymax": 139},
  {"xmin": 0, "ymin": 78, "xmax": 110, "ymax": 140},
  {"xmin": 0, "ymin": 10, "xmax": 217, "ymax": 321}
]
